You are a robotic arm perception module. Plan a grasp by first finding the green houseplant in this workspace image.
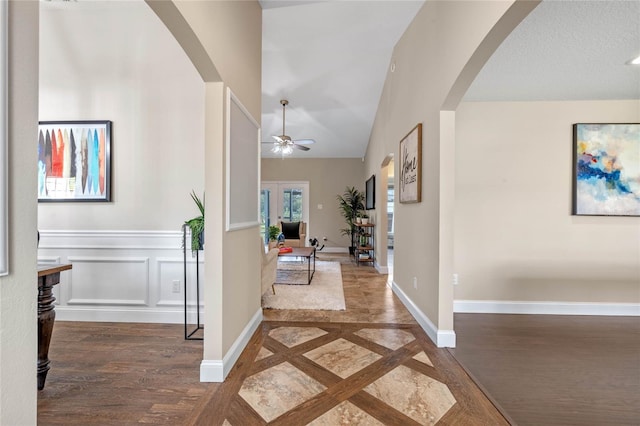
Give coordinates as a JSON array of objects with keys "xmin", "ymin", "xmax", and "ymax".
[
  {"xmin": 336, "ymin": 186, "xmax": 365, "ymax": 255},
  {"xmin": 268, "ymin": 225, "xmax": 280, "ymax": 248},
  {"xmin": 185, "ymin": 190, "xmax": 205, "ymax": 252}
]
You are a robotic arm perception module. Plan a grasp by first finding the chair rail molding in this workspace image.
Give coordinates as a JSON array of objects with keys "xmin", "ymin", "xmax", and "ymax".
[{"xmin": 38, "ymin": 229, "xmax": 203, "ymax": 323}]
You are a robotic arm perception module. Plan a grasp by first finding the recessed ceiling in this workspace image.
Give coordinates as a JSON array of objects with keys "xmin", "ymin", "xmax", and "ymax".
[{"xmin": 261, "ymin": 1, "xmax": 639, "ymax": 159}]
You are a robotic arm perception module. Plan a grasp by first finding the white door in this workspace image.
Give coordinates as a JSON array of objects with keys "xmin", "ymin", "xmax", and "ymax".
[{"xmin": 260, "ymin": 181, "xmax": 309, "ymax": 244}]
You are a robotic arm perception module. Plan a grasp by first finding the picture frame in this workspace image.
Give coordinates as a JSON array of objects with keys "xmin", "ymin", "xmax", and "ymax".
[
  {"xmin": 572, "ymin": 123, "xmax": 639, "ymax": 216},
  {"xmin": 225, "ymin": 88, "xmax": 261, "ymax": 231},
  {"xmin": 399, "ymin": 123, "xmax": 422, "ymax": 204},
  {"xmin": 0, "ymin": 0, "xmax": 7, "ymax": 276},
  {"xmin": 38, "ymin": 120, "xmax": 112, "ymax": 202}
]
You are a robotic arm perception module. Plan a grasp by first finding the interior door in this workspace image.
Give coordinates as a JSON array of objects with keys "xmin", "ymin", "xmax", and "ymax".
[{"xmin": 260, "ymin": 181, "xmax": 309, "ymax": 243}]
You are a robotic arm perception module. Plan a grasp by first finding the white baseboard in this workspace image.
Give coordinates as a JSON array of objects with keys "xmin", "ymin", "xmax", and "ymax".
[
  {"xmin": 200, "ymin": 308, "xmax": 263, "ymax": 382},
  {"xmin": 375, "ymin": 262, "xmax": 388, "ymax": 274},
  {"xmin": 390, "ymin": 281, "xmax": 456, "ymax": 348},
  {"xmin": 56, "ymin": 306, "xmax": 185, "ymax": 323},
  {"xmin": 454, "ymin": 300, "xmax": 640, "ymax": 316},
  {"xmin": 319, "ymin": 247, "xmax": 349, "ymax": 253}
]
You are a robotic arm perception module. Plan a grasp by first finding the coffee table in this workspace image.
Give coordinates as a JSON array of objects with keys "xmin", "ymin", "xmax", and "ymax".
[{"xmin": 277, "ymin": 247, "xmax": 316, "ymax": 285}]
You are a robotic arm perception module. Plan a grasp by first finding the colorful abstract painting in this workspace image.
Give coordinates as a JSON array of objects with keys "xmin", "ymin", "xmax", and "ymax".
[
  {"xmin": 38, "ymin": 121, "xmax": 111, "ymax": 202},
  {"xmin": 573, "ymin": 123, "xmax": 639, "ymax": 216}
]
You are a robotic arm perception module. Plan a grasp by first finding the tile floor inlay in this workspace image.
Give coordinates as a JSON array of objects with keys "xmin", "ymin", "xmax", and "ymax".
[
  {"xmin": 238, "ymin": 362, "xmax": 327, "ymax": 422},
  {"xmin": 307, "ymin": 401, "xmax": 385, "ymax": 426},
  {"xmin": 303, "ymin": 338, "xmax": 382, "ymax": 378},
  {"xmin": 364, "ymin": 365, "xmax": 456, "ymax": 425},
  {"xmin": 413, "ymin": 351, "xmax": 434, "ymax": 367},
  {"xmin": 255, "ymin": 346, "xmax": 273, "ymax": 361},
  {"xmin": 354, "ymin": 328, "xmax": 416, "ymax": 350},
  {"xmin": 268, "ymin": 326, "xmax": 328, "ymax": 347}
]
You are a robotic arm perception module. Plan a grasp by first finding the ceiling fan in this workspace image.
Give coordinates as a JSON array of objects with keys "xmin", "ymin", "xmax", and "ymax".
[{"xmin": 262, "ymin": 100, "xmax": 315, "ymax": 155}]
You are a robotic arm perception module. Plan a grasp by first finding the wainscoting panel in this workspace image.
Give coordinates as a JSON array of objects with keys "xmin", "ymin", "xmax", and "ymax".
[
  {"xmin": 66, "ymin": 256, "xmax": 150, "ymax": 306},
  {"xmin": 38, "ymin": 230, "xmax": 203, "ymax": 323}
]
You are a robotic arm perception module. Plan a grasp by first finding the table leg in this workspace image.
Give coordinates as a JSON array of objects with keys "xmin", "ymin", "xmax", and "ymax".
[{"xmin": 38, "ymin": 272, "xmax": 59, "ymax": 390}]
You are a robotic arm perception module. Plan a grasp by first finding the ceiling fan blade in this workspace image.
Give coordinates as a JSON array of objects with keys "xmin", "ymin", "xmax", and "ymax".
[
  {"xmin": 293, "ymin": 144, "xmax": 311, "ymax": 151},
  {"xmin": 292, "ymin": 138, "xmax": 315, "ymax": 145},
  {"xmin": 272, "ymin": 135, "xmax": 284, "ymax": 143}
]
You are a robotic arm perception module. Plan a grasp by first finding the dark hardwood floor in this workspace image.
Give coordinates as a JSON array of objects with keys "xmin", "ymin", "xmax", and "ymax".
[
  {"xmin": 37, "ymin": 322, "xmax": 214, "ymax": 425},
  {"xmin": 450, "ymin": 313, "xmax": 640, "ymax": 426}
]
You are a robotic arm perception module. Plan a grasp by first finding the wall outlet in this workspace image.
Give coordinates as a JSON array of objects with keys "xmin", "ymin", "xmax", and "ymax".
[
  {"xmin": 413, "ymin": 277, "xmax": 417, "ymax": 289},
  {"xmin": 172, "ymin": 280, "xmax": 181, "ymax": 293},
  {"xmin": 452, "ymin": 273, "xmax": 459, "ymax": 286}
]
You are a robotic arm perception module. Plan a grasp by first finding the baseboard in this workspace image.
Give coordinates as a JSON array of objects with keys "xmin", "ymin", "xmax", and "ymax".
[
  {"xmin": 454, "ymin": 300, "xmax": 640, "ymax": 316},
  {"xmin": 56, "ymin": 306, "xmax": 186, "ymax": 323},
  {"xmin": 319, "ymin": 247, "xmax": 348, "ymax": 253},
  {"xmin": 200, "ymin": 308, "xmax": 263, "ymax": 382},
  {"xmin": 374, "ymin": 262, "xmax": 388, "ymax": 274},
  {"xmin": 391, "ymin": 281, "xmax": 456, "ymax": 348}
]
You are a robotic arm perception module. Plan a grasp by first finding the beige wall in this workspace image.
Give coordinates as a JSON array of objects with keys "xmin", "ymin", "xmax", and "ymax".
[
  {"xmin": 261, "ymin": 158, "xmax": 365, "ymax": 249},
  {"xmin": 365, "ymin": 1, "xmax": 534, "ymax": 338},
  {"xmin": 173, "ymin": 0, "xmax": 262, "ymax": 119},
  {"xmin": 455, "ymin": 100, "xmax": 640, "ymax": 303},
  {"xmin": 0, "ymin": 1, "xmax": 39, "ymax": 423},
  {"xmin": 167, "ymin": 1, "xmax": 262, "ymax": 368}
]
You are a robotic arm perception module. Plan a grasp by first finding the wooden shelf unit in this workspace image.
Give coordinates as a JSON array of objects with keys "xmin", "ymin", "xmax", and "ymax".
[{"xmin": 355, "ymin": 223, "xmax": 374, "ymax": 265}]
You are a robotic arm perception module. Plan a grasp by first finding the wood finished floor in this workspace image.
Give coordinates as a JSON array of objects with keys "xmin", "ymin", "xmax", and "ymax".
[
  {"xmin": 38, "ymin": 254, "xmax": 504, "ymax": 425},
  {"xmin": 451, "ymin": 313, "xmax": 640, "ymax": 426}
]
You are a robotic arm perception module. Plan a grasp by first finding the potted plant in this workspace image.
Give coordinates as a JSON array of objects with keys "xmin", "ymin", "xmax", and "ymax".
[
  {"xmin": 185, "ymin": 190, "xmax": 205, "ymax": 252},
  {"xmin": 268, "ymin": 225, "xmax": 281, "ymax": 249},
  {"xmin": 336, "ymin": 186, "xmax": 365, "ymax": 255},
  {"xmin": 361, "ymin": 214, "xmax": 369, "ymax": 225}
]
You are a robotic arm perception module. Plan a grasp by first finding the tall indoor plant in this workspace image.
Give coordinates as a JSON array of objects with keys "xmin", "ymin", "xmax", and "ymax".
[
  {"xmin": 185, "ymin": 190, "xmax": 205, "ymax": 252},
  {"xmin": 336, "ymin": 186, "xmax": 365, "ymax": 255}
]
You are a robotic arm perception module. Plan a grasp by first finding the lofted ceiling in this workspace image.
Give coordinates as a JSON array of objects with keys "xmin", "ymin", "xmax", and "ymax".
[{"xmin": 260, "ymin": 0, "xmax": 640, "ymax": 159}]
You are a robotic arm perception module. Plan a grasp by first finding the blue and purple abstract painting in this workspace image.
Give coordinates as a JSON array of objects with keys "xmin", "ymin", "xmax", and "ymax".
[{"xmin": 573, "ymin": 123, "xmax": 639, "ymax": 216}]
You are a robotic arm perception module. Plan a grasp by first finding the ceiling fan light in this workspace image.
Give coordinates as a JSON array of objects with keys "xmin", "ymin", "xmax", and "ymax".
[{"xmin": 271, "ymin": 141, "xmax": 293, "ymax": 156}]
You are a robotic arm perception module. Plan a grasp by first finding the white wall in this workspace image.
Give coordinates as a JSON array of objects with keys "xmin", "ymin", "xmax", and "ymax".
[
  {"xmin": 37, "ymin": 1, "xmax": 205, "ymax": 323},
  {"xmin": 0, "ymin": 1, "xmax": 39, "ymax": 424},
  {"xmin": 39, "ymin": 0, "xmax": 205, "ymax": 231},
  {"xmin": 454, "ymin": 100, "xmax": 640, "ymax": 314}
]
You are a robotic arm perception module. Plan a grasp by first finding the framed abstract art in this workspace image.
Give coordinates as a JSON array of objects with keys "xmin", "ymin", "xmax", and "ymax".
[
  {"xmin": 572, "ymin": 123, "xmax": 639, "ymax": 216},
  {"xmin": 38, "ymin": 120, "xmax": 112, "ymax": 202}
]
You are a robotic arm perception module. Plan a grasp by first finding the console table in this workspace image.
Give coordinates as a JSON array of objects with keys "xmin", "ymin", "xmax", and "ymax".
[{"xmin": 38, "ymin": 263, "xmax": 72, "ymax": 390}]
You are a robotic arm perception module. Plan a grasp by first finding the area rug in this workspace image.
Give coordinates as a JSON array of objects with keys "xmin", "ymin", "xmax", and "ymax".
[{"xmin": 262, "ymin": 261, "xmax": 346, "ymax": 310}]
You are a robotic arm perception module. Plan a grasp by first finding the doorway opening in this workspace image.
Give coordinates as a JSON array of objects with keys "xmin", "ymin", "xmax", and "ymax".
[{"xmin": 260, "ymin": 181, "xmax": 310, "ymax": 244}]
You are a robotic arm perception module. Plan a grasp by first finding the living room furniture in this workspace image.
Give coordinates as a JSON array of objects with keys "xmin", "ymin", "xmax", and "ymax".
[
  {"xmin": 261, "ymin": 238, "xmax": 279, "ymax": 295},
  {"xmin": 355, "ymin": 223, "xmax": 375, "ymax": 265},
  {"xmin": 278, "ymin": 221, "xmax": 306, "ymax": 247},
  {"xmin": 38, "ymin": 263, "xmax": 72, "ymax": 390},
  {"xmin": 277, "ymin": 247, "xmax": 316, "ymax": 285},
  {"xmin": 182, "ymin": 225, "xmax": 202, "ymax": 340}
]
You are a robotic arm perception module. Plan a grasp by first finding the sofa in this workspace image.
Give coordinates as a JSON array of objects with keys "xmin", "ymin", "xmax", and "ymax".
[{"xmin": 261, "ymin": 238, "xmax": 279, "ymax": 295}]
